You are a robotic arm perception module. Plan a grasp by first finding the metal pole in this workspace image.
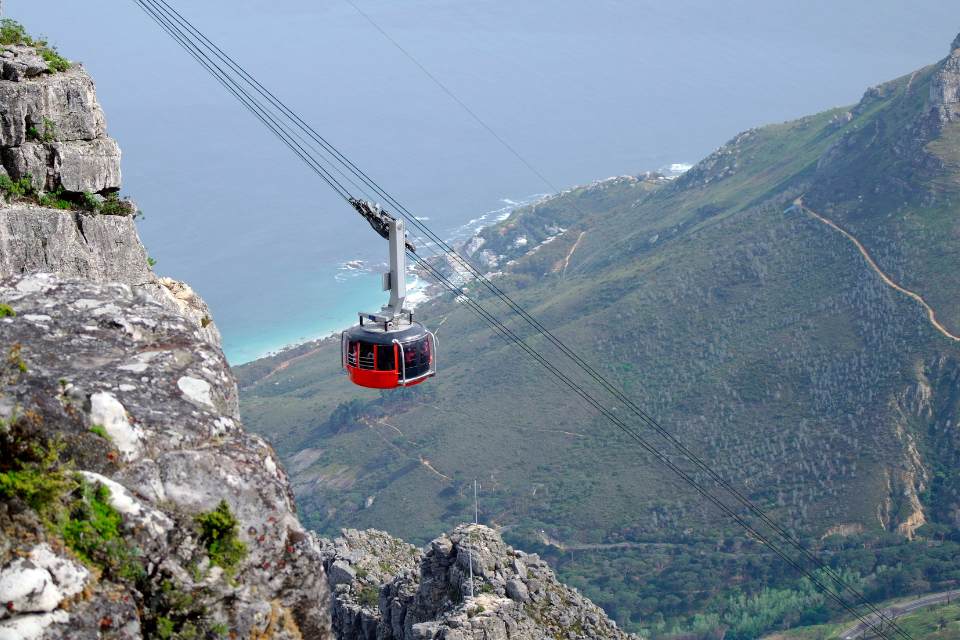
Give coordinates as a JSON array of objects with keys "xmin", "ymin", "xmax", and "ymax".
[
  {"xmin": 467, "ymin": 479, "xmax": 478, "ymax": 600},
  {"xmin": 384, "ymin": 218, "xmax": 407, "ymax": 316}
]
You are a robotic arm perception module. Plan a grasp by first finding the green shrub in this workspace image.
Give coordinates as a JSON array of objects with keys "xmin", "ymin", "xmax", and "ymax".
[
  {"xmin": 0, "ymin": 303, "xmax": 14, "ymax": 318},
  {"xmin": 59, "ymin": 479, "xmax": 143, "ymax": 581},
  {"xmin": 89, "ymin": 424, "xmax": 110, "ymax": 440},
  {"xmin": 0, "ymin": 19, "xmax": 31, "ymax": 46},
  {"xmin": 39, "ymin": 47, "xmax": 69, "ymax": 73},
  {"xmin": 41, "ymin": 118, "xmax": 56, "ymax": 142},
  {"xmin": 0, "ymin": 19, "xmax": 70, "ymax": 73},
  {"xmin": 38, "ymin": 187, "xmax": 72, "ymax": 210},
  {"xmin": 358, "ymin": 585, "xmax": 379, "ymax": 608},
  {"xmin": 81, "ymin": 192, "xmax": 101, "ymax": 212},
  {"xmin": 195, "ymin": 500, "xmax": 247, "ymax": 575},
  {"xmin": 0, "ymin": 174, "xmax": 35, "ymax": 199},
  {"xmin": 100, "ymin": 193, "xmax": 136, "ymax": 216},
  {"xmin": 0, "ymin": 461, "xmax": 72, "ymax": 515}
]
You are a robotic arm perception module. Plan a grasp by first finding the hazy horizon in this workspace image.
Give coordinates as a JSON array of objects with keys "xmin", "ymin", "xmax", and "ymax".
[{"xmin": 10, "ymin": 0, "xmax": 957, "ymax": 362}]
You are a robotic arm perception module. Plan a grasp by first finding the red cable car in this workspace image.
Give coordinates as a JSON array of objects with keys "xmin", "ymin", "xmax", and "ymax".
[{"xmin": 341, "ymin": 200, "xmax": 437, "ymax": 389}]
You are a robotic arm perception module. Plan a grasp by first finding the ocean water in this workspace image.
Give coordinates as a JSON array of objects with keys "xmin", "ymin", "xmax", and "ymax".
[{"xmin": 11, "ymin": 0, "xmax": 957, "ymax": 363}]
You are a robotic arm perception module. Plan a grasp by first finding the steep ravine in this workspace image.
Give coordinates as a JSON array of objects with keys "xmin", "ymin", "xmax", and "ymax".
[{"xmin": 0, "ymin": 34, "xmax": 631, "ymax": 640}]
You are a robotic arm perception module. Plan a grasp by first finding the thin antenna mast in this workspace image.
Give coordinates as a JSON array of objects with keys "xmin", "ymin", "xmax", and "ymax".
[{"xmin": 467, "ymin": 479, "xmax": 479, "ymax": 599}]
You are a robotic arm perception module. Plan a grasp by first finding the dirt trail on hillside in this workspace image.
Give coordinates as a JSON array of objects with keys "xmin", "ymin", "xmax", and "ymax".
[
  {"xmin": 560, "ymin": 231, "xmax": 586, "ymax": 280},
  {"xmin": 837, "ymin": 589, "xmax": 960, "ymax": 639},
  {"xmin": 796, "ymin": 198, "xmax": 960, "ymax": 343}
]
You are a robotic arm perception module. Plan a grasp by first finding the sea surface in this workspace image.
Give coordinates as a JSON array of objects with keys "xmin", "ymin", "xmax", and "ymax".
[{"xmin": 12, "ymin": 0, "xmax": 957, "ymax": 363}]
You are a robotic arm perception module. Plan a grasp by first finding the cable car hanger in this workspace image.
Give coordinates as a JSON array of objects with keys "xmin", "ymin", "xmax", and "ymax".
[{"xmin": 341, "ymin": 200, "xmax": 437, "ymax": 389}]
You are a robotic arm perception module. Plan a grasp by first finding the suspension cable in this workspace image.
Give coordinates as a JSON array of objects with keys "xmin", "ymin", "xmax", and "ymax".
[{"xmin": 132, "ymin": 4, "xmax": 914, "ymax": 637}]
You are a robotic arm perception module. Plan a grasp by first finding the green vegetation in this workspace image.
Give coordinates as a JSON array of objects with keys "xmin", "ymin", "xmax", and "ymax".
[
  {"xmin": 24, "ymin": 119, "xmax": 55, "ymax": 143},
  {"xmin": 143, "ymin": 579, "xmax": 228, "ymax": 640},
  {"xmin": 358, "ymin": 585, "xmax": 379, "ymax": 607},
  {"xmin": 0, "ymin": 303, "xmax": 15, "ymax": 318},
  {"xmin": 38, "ymin": 186, "xmax": 72, "ymax": 210},
  {"xmin": 6, "ymin": 343, "xmax": 27, "ymax": 377},
  {"xmin": 0, "ymin": 19, "xmax": 70, "ymax": 72},
  {"xmin": 0, "ymin": 172, "xmax": 136, "ymax": 216},
  {"xmin": 0, "ymin": 174, "xmax": 36, "ymax": 199},
  {"xmin": 99, "ymin": 192, "xmax": 136, "ymax": 216},
  {"xmin": 0, "ymin": 416, "xmax": 231, "ymax": 639},
  {"xmin": 0, "ymin": 437, "xmax": 70, "ymax": 516},
  {"xmin": 89, "ymin": 424, "xmax": 110, "ymax": 440},
  {"xmin": 59, "ymin": 479, "xmax": 144, "ymax": 581},
  {"xmin": 148, "ymin": 256, "xmax": 158, "ymax": 268},
  {"xmin": 195, "ymin": 500, "xmax": 247, "ymax": 575}
]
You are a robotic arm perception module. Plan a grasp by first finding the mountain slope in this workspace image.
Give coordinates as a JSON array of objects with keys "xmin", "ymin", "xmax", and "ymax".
[{"xmin": 237, "ymin": 33, "xmax": 960, "ymax": 635}]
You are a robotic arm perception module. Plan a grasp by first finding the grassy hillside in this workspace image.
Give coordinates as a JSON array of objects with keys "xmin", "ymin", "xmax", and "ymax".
[{"xmin": 236, "ymin": 38, "xmax": 960, "ymax": 636}]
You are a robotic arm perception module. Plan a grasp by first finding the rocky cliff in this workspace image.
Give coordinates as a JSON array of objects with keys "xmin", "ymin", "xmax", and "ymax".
[
  {"xmin": 0, "ymin": 274, "xmax": 331, "ymax": 639},
  {"xmin": 0, "ymin": 34, "xmax": 332, "ymax": 640},
  {"xmin": 0, "ymin": 39, "xmax": 218, "ymax": 348}
]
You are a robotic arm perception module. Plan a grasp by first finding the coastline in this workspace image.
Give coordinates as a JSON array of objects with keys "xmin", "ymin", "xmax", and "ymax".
[
  {"xmin": 228, "ymin": 164, "xmax": 691, "ymax": 368},
  {"xmin": 225, "ymin": 194, "xmax": 545, "ymax": 366}
]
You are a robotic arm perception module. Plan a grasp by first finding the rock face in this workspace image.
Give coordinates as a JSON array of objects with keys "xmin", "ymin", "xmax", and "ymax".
[
  {"xmin": 321, "ymin": 525, "xmax": 637, "ymax": 640},
  {"xmin": 0, "ymin": 205, "xmax": 152, "ymax": 284},
  {"xmin": 0, "ymin": 273, "xmax": 332, "ymax": 639},
  {"xmin": 930, "ymin": 32, "xmax": 960, "ymax": 123},
  {"xmin": 0, "ymin": 42, "xmax": 221, "ymax": 346},
  {"xmin": 0, "ymin": 56, "xmax": 119, "ymax": 192}
]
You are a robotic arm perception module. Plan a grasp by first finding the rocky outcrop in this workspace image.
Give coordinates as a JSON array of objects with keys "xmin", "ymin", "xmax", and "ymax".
[
  {"xmin": 0, "ymin": 206, "xmax": 151, "ymax": 284},
  {"xmin": 321, "ymin": 525, "xmax": 637, "ymax": 640},
  {"xmin": 0, "ymin": 41, "xmax": 221, "ymax": 346},
  {"xmin": 0, "ymin": 46, "xmax": 120, "ymax": 193},
  {"xmin": 929, "ymin": 32, "xmax": 960, "ymax": 123},
  {"xmin": 0, "ymin": 273, "xmax": 332, "ymax": 639}
]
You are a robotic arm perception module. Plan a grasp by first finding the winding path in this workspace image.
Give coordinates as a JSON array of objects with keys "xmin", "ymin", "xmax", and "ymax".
[
  {"xmin": 794, "ymin": 198, "xmax": 960, "ymax": 343},
  {"xmin": 838, "ymin": 589, "xmax": 960, "ymax": 639},
  {"xmin": 560, "ymin": 231, "xmax": 586, "ymax": 280}
]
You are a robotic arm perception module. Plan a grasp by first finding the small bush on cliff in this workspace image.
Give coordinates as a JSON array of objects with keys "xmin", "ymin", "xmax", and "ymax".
[
  {"xmin": 195, "ymin": 500, "xmax": 247, "ymax": 575},
  {"xmin": 99, "ymin": 192, "xmax": 137, "ymax": 216},
  {"xmin": 0, "ymin": 435, "xmax": 71, "ymax": 516},
  {"xmin": 0, "ymin": 174, "xmax": 35, "ymax": 199},
  {"xmin": 0, "ymin": 19, "xmax": 30, "ymax": 46},
  {"xmin": 38, "ymin": 186, "xmax": 72, "ymax": 210},
  {"xmin": 0, "ymin": 19, "xmax": 70, "ymax": 72},
  {"xmin": 358, "ymin": 585, "xmax": 379, "ymax": 608},
  {"xmin": 59, "ymin": 479, "xmax": 144, "ymax": 581},
  {"xmin": 39, "ymin": 46, "xmax": 70, "ymax": 73}
]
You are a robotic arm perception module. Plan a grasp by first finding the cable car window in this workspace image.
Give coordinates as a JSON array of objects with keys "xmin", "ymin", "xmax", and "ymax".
[
  {"xmin": 347, "ymin": 340, "xmax": 359, "ymax": 367},
  {"xmin": 401, "ymin": 336, "xmax": 431, "ymax": 378},
  {"xmin": 358, "ymin": 342, "xmax": 375, "ymax": 370},
  {"xmin": 376, "ymin": 344, "xmax": 396, "ymax": 371}
]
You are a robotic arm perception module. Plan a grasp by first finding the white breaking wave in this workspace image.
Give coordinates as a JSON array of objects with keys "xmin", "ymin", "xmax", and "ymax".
[{"xmin": 448, "ymin": 193, "xmax": 549, "ymax": 244}]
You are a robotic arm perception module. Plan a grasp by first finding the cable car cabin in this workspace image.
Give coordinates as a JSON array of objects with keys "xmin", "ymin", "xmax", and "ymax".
[{"xmin": 342, "ymin": 320, "xmax": 436, "ymax": 389}]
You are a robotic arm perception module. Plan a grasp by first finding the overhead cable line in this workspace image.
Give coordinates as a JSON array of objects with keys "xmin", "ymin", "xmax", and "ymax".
[
  {"xmin": 320, "ymin": 5, "xmax": 918, "ymax": 632},
  {"xmin": 132, "ymin": 4, "xmax": 912, "ymax": 638}
]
